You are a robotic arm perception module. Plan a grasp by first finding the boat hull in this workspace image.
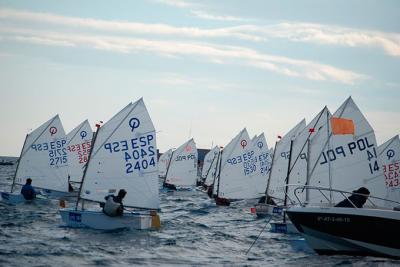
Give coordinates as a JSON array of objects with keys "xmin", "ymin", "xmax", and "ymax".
[
  {"xmin": 270, "ymin": 221, "xmax": 300, "ymax": 234},
  {"xmin": 59, "ymin": 209, "xmax": 157, "ymax": 230},
  {"xmin": 40, "ymin": 189, "xmax": 78, "ymax": 199},
  {"xmin": 0, "ymin": 191, "xmax": 48, "ymax": 205},
  {"xmin": 0, "ymin": 191, "xmax": 26, "ymax": 204},
  {"xmin": 254, "ymin": 203, "xmax": 284, "ymax": 218},
  {"xmin": 287, "ymin": 207, "xmax": 400, "ymax": 259}
]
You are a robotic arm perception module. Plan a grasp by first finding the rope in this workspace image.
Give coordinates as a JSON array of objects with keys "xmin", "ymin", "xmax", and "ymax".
[{"xmin": 245, "ymin": 216, "xmax": 272, "ymax": 255}]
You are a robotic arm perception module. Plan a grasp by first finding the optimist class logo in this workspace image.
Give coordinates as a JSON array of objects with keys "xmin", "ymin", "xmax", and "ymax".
[
  {"xmin": 257, "ymin": 141, "xmax": 264, "ymax": 149},
  {"xmin": 185, "ymin": 145, "xmax": 192, "ymax": 152},
  {"xmin": 240, "ymin": 140, "xmax": 247, "ymax": 149},
  {"xmin": 387, "ymin": 149, "xmax": 395, "ymax": 160},
  {"xmin": 49, "ymin": 127, "xmax": 57, "ymax": 136},
  {"xmin": 80, "ymin": 130, "xmax": 87, "ymax": 139},
  {"xmin": 129, "ymin": 118, "xmax": 140, "ymax": 132}
]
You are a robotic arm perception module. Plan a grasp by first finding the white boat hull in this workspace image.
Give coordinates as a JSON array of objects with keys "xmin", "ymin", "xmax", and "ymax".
[
  {"xmin": 40, "ymin": 189, "xmax": 78, "ymax": 199},
  {"xmin": 254, "ymin": 203, "xmax": 284, "ymax": 218},
  {"xmin": 59, "ymin": 209, "xmax": 157, "ymax": 230}
]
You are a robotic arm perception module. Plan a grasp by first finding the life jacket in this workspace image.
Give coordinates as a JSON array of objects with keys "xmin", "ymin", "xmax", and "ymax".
[
  {"xmin": 103, "ymin": 196, "xmax": 122, "ymax": 217},
  {"xmin": 21, "ymin": 184, "xmax": 35, "ymax": 200}
]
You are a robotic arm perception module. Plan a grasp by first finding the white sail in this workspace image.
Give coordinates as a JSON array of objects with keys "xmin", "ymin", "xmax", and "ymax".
[
  {"xmin": 378, "ymin": 135, "xmax": 400, "ymax": 206},
  {"xmin": 307, "ymin": 97, "xmax": 386, "ymax": 206},
  {"xmin": 158, "ymin": 148, "xmax": 173, "ymax": 178},
  {"xmin": 66, "ymin": 120, "xmax": 93, "ymax": 183},
  {"xmin": 252, "ymin": 133, "xmax": 272, "ymax": 195},
  {"xmin": 14, "ymin": 115, "xmax": 69, "ymax": 192},
  {"xmin": 201, "ymin": 146, "xmax": 219, "ymax": 178},
  {"xmin": 80, "ymin": 99, "xmax": 159, "ymax": 210},
  {"xmin": 267, "ymin": 119, "xmax": 307, "ymax": 201},
  {"xmin": 203, "ymin": 146, "xmax": 220, "ymax": 186},
  {"xmin": 165, "ymin": 139, "xmax": 198, "ymax": 187},
  {"xmin": 287, "ymin": 107, "xmax": 331, "ymax": 204},
  {"xmin": 217, "ymin": 128, "xmax": 261, "ymax": 199}
]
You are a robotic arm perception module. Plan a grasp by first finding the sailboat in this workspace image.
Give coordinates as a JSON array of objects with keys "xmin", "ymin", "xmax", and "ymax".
[
  {"xmin": 198, "ymin": 145, "xmax": 220, "ymax": 190},
  {"xmin": 251, "ymin": 133, "xmax": 272, "ymax": 196},
  {"xmin": 158, "ymin": 149, "xmax": 173, "ymax": 178},
  {"xmin": 254, "ymin": 119, "xmax": 306, "ymax": 217},
  {"xmin": 163, "ymin": 138, "xmax": 198, "ymax": 190},
  {"xmin": 286, "ymin": 97, "xmax": 400, "ymax": 257},
  {"xmin": 214, "ymin": 128, "xmax": 262, "ymax": 206},
  {"xmin": 59, "ymin": 99, "xmax": 160, "ymax": 230},
  {"xmin": 65, "ymin": 120, "xmax": 93, "ymax": 191},
  {"xmin": 378, "ymin": 135, "xmax": 400, "ymax": 207},
  {"xmin": 269, "ymin": 106, "xmax": 331, "ymax": 233},
  {"xmin": 1, "ymin": 115, "xmax": 70, "ymax": 204}
]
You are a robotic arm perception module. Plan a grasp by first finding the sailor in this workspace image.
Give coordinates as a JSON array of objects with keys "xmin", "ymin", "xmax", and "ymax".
[
  {"xmin": 67, "ymin": 175, "xmax": 74, "ymax": 192},
  {"xmin": 20, "ymin": 178, "xmax": 36, "ymax": 200},
  {"xmin": 258, "ymin": 195, "xmax": 277, "ymax": 205},
  {"xmin": 335, "ymin": 187, "xmax": 370, "ymax": 208},
  {"xmin": 102, "ymin": 189, "xmax": 127, "ymax": 217}
]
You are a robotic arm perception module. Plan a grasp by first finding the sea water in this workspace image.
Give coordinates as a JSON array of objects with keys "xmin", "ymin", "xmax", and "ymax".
[{"xmin": 0, "ymin": 164, "xmax": 397, "ymax": 266}]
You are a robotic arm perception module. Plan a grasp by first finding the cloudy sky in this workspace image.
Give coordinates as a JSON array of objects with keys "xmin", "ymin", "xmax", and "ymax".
[{"xmin": 0, "ymin": 0, "xmax": 399, "ymax": 156}]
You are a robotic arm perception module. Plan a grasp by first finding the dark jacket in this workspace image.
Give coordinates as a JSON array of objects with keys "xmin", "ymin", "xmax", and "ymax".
[
  {"xmin": 335, "ymin": 193, "xmax": 368, "ymax": 208},
  {"xmin": 21, "ymin": 184, "xmax": 36, "ymax": 200}
]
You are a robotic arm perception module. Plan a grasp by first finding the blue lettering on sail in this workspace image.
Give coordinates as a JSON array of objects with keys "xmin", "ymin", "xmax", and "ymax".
[
  {"xmin": 103, "ymin": 133, "xmax": 156, "ymax": 174},
  {"xmin": 227, "ymin": 150, "xmax": 257, "ymax": 176},
  {"xmin": 30, "ymin": 139, "xmax": 68, "ymax": 166}
]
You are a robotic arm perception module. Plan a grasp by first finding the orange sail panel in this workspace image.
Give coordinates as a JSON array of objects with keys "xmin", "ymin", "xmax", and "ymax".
[{"xmin": 331, "ymin": 117, "xmax": 355, "ymax": 135}]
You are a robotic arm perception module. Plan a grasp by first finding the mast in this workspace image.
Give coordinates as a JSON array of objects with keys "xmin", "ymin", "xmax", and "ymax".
[
  {"xmin": 210, "ymin": 149, "xmax": 222, "ymax": 193},
  {"xmin": 163, "ymin": 150, "xmax": 175, "ymax": 186},
  {"xmin": 264, "ymin": 141, "xmax": 277, "ymax": 200},
  {"xmin": 215, "ymin": 150, "xmax": 224, "ymax": 198},
  {"xmin": 305, "ymin": 138, "xmax": 311, "ymax": 203},
  {"xmin": 326, "ymin": 110, "xmax": 333, "ymax": 204},
  {"xmin": 74, "ymin": 124, "xmax": 101, "ymax": 210},
  {"xmin": 283, "ymin": 140, "xmax": 294, "ymax": 224},
  {"xmin": 203, "ymin": 150, "xmax": 218, "ymax": 182},
  {"xmin": 10, "ymin": 134, "xmax": 28, "ymax": 193},
  {"xmin": 283, "ymin": 140, "xmax": 294, "ymax": 208}
]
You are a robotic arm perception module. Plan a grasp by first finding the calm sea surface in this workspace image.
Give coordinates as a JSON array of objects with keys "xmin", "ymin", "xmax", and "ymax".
[{"xmin": 0, "ymin": 164, "xmax": 397, "ymax": 266}]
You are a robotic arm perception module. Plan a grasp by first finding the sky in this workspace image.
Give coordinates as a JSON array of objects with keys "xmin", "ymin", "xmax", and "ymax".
[{"xmin": 0, "ymin": 0, "xmax": 399, "ymax": 156}]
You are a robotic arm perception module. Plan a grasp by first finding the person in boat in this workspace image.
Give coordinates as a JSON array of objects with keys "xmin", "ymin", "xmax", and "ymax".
[
  {"xmin": 20, "ymin": 178, "xmax": 36, "ymax": 200},
  {"xmin": 335, "ymin": 187, "xmax": 370, "ymax": 208},
  {"xmin": 67, "ymin": 175, "xmax": 74, "ymax": 192},
  {"xmin": 101, "ymin": 189, "xmax": 127, "ymax": 217},
  {"xmin": 258, "ymin": 195, "xmax": 277, "ymax": 205}
]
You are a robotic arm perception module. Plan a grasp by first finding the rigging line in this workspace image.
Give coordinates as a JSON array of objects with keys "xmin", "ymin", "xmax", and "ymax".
[
  {"xmin": 203, "ymin": 149, "xmax": 219, "ymax": 181},
  {"xmin": 66, "ymin": 120, "xmax": 87, "ymax": 146},
  {"xmin": 264, "ymin": 141, "xmax": 277, "ymax": 197},
  {"xmin": 91, "ymin": 102, "xmax": 140, "ymax": 158},
  {"xmin": 245, "ymin": 216, "xmax": 273, "ymax": 255},
  {"xmin": 288, "ymin": 106, "xmax": 327, "ymax": 176}
]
